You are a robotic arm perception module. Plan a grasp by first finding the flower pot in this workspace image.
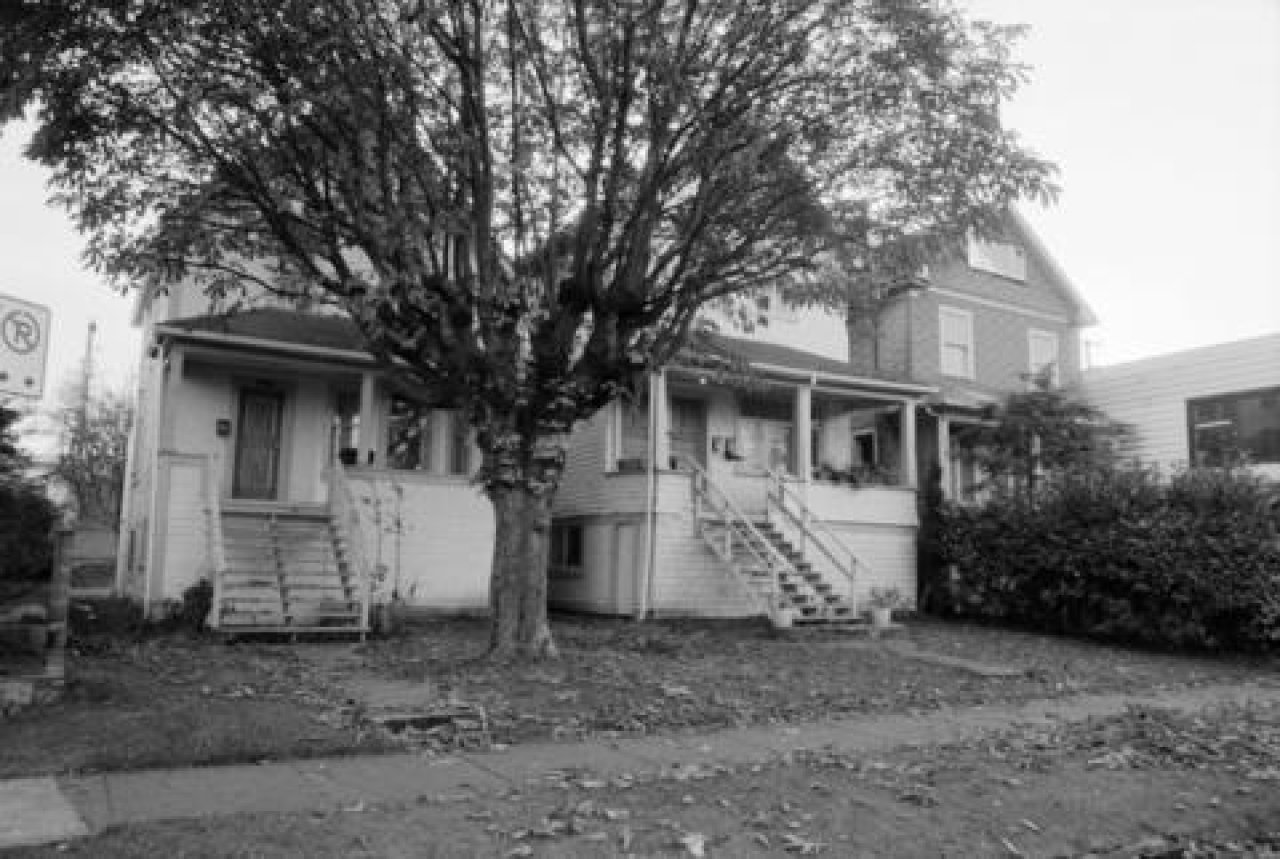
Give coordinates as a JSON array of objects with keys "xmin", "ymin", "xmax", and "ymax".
[
  {"xmin": 772, "ymin": 608, "xmax": 795, "ymax": 630},
  {"xmin": 870, "ymin": 606, "xmax": 893, "ymax": 629}
]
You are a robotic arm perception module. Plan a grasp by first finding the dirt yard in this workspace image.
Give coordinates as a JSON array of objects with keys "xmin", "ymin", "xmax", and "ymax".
[{"xmin": 1, "ymin": 615, "xmax": 1274, "ymax": 779}]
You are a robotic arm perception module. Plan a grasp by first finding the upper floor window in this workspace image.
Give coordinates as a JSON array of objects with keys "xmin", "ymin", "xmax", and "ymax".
[
  {"xmin": 753, "ymin": 287, "xmax": 799, "ymax": 327},
  {"xmin": 1187, "ymin": 386, "xmax": 1280, "ymax": 467},
  {"xmin": 967, "ymin": 234, "xmax": 1027, "ymax": 282},
  {"xmin": 1028, "ymin": 329, "xmax": 1060, "ymax": 387},
  {"xmin": 939, "ymin": 307, "xmax": 975, "ymax": 379}
]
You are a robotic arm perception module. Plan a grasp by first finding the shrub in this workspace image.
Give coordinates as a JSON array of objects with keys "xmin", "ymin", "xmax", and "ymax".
[
  {"xmin": 935, "ymin": 466, "xmax": 1280, "ymax": 651},
  {"xmin": 0, "ymin": 481, "xmax": 58, "ymax": 584},
  {"xmin": 69, "ymin": 596, "xmax": 147, "ymax": 649},
  {"xmin": 176, "ymin": 579, "xmax": 214, "ymax": 632}
]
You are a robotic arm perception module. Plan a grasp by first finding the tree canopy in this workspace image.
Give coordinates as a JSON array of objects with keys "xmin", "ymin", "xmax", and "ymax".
[{"xmin": 3, "ymin": 0, "xmax": 1059, "ymax": 656}]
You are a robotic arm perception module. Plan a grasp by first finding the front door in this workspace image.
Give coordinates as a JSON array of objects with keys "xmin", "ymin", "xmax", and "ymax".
[
  {"xmin": 669, "ymin": 397, "xmax": 708, "ymax": 470},
  {"xmin": 233, "ymin": 388, "xmax": 285, "ymax": 499}
]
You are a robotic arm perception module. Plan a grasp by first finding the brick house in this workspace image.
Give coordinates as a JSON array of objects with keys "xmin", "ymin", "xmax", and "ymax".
[{"xmin": 846, "ymin": 212, "xmax": 1098, "ymax": 500}]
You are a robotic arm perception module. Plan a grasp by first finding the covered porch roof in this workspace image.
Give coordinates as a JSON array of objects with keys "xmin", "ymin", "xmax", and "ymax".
[{"xmin": 674, "ymin": 333, "xmax": 936, "ymax": 402}]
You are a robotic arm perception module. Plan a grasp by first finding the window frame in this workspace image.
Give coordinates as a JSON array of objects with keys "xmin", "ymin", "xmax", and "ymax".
[
  {"xmin": 1027, "ymin": 328, "xmax": 1061, "ymax": 387},
  {"xmin": 1186, "ymin": 385, "xmax": 1280, "ymax": 467},
  {"xmin": 966, "ymin": 234, "xmax": 1028, "ymax": 282},
  {"xmin": 939, "ymin": 306, "xmax": 976, "ymax": 380}
]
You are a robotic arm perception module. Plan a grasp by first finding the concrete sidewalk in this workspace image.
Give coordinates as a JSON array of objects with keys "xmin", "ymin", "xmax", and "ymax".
[{"xmin": 4, "ymin": 682, "xmax": 1280, "ymax": 849}]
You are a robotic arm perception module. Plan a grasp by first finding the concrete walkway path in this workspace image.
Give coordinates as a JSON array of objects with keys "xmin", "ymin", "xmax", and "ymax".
[{"xmin": 4, "ymin": 681, "xmax": 1280, "ymax": 849}]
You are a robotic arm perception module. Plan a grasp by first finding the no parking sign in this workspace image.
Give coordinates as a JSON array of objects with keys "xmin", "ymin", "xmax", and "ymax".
[{"xmin": 0, "ymin": 292, "xmax": 51, "ymax": 399}]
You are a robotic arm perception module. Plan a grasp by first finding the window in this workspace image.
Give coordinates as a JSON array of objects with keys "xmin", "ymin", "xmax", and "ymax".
[
  {"xmin": 613, "ymin": 392, "xmax": 649, "ymax": 471},
  {"xmin": 736, "ymin": 393, "xmax": 792, "ymax": 473},
  {"xmin": 852, "ymin": 429, "xmax": 877, "ymax": 467},
  {"xmin": 1187, "ymin": 387, "xmax": 1280, "ymax": 467},
  {"xmin": 939, "ymin": 307, "xmax": 975, "ymax": 379},
  {"xmin": 966, "ymin": 234, "xmax": 1027, "ymax": 282},
  {"xmin": 385, "ymin": 397, "xmax": 433, "ymax": 470},
  {"xmin": 385, "ymin": 399, "xmax": 472, "ymax": 475},
  {"xmin": 549, "ymin": 523, "xmax": 585, "ymax": 579},
  {"xmin": 1028, "ymin": 329, "xmax": 1060, "ymax": 387},
  {"xmin": 447, "ymin": 410, "xmax": 471, "ymax": 476},
  {"xmin": 753, "ymin": 287, "xmax": 798, "ymax": 327}
]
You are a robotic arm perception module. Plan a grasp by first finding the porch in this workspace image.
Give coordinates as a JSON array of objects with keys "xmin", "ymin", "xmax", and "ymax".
[
  {"xmin": 120, "ymin": 328, "xmax": 494, "ymax": 624},
  {"xmin": 551, "ymin": 350, "xmax": 933, "ymax": 621}
]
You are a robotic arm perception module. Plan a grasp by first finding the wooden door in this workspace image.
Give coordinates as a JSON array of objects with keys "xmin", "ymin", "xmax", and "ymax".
[
  {"xmin": 669, "ymin": 397, "xmax": 707, "ymax": 469},
  {"xmin": 233, "ymin": 389, "xmax": 285, "ymax": 499}
]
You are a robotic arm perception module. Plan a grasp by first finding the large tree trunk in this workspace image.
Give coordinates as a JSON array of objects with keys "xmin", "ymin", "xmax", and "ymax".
[{"xmin": 486, "ymin": 484, "xmax": 558, "ymax": 660}]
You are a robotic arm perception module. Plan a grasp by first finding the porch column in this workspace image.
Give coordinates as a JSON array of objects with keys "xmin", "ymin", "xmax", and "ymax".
[
  {"xmin": 160, "ymin": 345, "xmax": 185, "ymax": 451},
  {"xmin": 793, "ymin": 383, "xmax": 813, "ymax": 482},
  {"xmin": 358, "ymin": 371, "xmax": 379, "ymax": 467},
  {"xmin": 899, "ymin": 399, "xmax": 918, "ymax": 488},
  {"xmin": 937, "ymin": 413, "xmax": 952, "ymax": 499},
  {"xmin": 650, "ymin": 370, "xmax": 670, "ymax": 470}
]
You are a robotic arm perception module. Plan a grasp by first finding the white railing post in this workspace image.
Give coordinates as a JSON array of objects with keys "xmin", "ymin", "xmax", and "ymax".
[{"xmin": 328, "ymin": 462, "xmax": 374, "ymax": 634}]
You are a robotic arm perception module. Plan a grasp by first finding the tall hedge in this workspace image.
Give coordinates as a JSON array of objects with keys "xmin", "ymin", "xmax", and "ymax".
[
  {"xmin": 934, "ymin": 467, "xmax": 1280, "ymax": 650},
  {"xmin": 0, "ymin": 404, "xmax": 58, "ymax": 585}
]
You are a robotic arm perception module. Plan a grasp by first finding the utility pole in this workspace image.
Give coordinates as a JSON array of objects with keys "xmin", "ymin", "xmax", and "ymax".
[{"xmin": 77, "ymin": 321, "xmax": 96, "ymax": 463}]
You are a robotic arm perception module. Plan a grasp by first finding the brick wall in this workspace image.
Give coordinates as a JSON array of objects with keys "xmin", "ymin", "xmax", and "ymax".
[{"xmin": 848, "ymin": 242, "xmax": 1086, "ymax": 396}]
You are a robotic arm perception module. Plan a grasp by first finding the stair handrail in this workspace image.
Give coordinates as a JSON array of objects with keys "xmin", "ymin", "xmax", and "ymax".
[
  {"xmin": 328, "ymin": 458, "xmax": 373, "ymax": 634},
  {"xmin": 681, "ymin": 456, "xmax": 797, "ymax": 621},
  {"xmin": 765, "ymin": 469, "xmax": 861, "ymax": 611},
  {"xmin": 202, "ymin": 454, "xmax": 228, "ymax": 630}
]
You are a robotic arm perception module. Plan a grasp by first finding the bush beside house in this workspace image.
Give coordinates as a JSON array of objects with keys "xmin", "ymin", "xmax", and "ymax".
[{"xmin": 933, "ymin": 466, "xmax": 1280, "ymax": 651}]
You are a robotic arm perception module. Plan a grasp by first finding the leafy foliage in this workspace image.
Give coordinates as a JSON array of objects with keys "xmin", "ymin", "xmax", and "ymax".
[
  {"xmin": 0, "ymin": 404, "xmax": 58, "ymax": 583},
  {"xmin": 52, "ymin": 385, "xmax": 132, "ymax": 525},
  {"xmin": 959, "ymin": 375, "xmax": 1132, "ymax": 495},
  {"xmin": 934, "ymin": 466, "xmax": 1280, "ymax": 650}
]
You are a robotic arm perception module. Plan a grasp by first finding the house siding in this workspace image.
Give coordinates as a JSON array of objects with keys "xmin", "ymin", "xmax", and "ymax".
[
  {"xmin": 1082, "ymin": 333, "xmax": 1280, "ymax": 477},
  {"xmin": 346, "ymin": 470, "xmax": 493, "ymax": 610},
  {"xmin": 151, "ymin": 453, "xmax": 212, "ymax": 607}
]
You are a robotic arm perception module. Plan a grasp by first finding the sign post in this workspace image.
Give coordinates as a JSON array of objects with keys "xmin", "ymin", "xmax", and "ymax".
[{"xmin": 0, "ymin": 292, "xmax": 51, "ymax": 399}]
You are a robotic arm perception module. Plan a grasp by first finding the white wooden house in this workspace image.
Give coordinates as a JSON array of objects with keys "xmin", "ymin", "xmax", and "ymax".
[
  {"xmin": 119, "ymin": 212, "xmax": 1095, "ymax": 634},
  {"xmin": 115, "ymin": 277, "xmax": 938, "ymax": 631}
]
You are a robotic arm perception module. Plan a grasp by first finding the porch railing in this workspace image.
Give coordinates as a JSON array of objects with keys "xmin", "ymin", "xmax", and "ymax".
[
  {"xmin": 765, "ymin": 469, "xmax": 862, "ymax": 612},
  {"xmin": 684, "ymin": 456, "xmax": 795, "ymax": 623},
  {"xmin": 203, "ymin": 454, "xmax": 228, "ymax": 630},
  {"xmin": 328, "ymin": 460, "xmax": 373, "ymax": 634}
]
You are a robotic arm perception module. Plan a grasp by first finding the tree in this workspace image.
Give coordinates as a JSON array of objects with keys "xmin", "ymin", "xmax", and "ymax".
[
  {"xmin": 52, "ymin": 385, "xmax": 132, "ymax": 526},
  {"xmin": 963, "ymin": 372, "xmax": 1132, "ymax": 496},
  {"xmin": 0, "ymin": 403, "xmax": 58, "ymax": 584},
  {"xmin": 3, "ymin": 0, "xmax": 1058, "ymax": 658}
]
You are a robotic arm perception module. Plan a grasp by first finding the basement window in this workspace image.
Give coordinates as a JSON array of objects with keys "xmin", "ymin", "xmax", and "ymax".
[{"xmin": 549, "ymin": 523, "xmax": 585, "ymax": 579}]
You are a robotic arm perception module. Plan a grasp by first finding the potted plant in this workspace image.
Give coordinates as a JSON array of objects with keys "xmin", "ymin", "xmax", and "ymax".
[
  {"xmin": 770, "ymin": 595, "xmax": 796, "ymax": 630},
  {"xmin": 866, "ymin": 587, "xmax": 903, "ymax": 629}
]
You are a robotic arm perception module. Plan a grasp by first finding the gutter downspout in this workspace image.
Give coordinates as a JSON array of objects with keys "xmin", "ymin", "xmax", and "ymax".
[
  {"xmin": 141, "ymin": 338, "xmax": 165, "ymax": 612},
  {"xmin": 637, "ymin": 369, "xmax": 662, "ymax": 621}
]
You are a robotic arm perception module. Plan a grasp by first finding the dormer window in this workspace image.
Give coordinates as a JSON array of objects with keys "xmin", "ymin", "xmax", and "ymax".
[{"xmin": 967, "ymin": 234, "xmax": 1027, "ymax": 282}]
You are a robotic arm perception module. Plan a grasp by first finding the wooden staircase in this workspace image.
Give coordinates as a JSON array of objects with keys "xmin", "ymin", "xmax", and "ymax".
[
  {"xmin": 686, "ymin": 458, "xmax": 865, "ymax": 629},
  {"xmin": 696, "ymin": 517, "xmax": 861, "ymax": 627},
  {"xmin": 214, "ymin": 506, "xmax": 367, "ymax": 637},
  {"xmin": 753, "ymin": 520, "xmax": 861, "ymax": 626}
]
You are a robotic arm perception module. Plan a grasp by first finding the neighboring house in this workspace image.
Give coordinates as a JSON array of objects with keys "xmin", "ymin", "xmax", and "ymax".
[
  {"xmin": 116, "ymin": 291, "xmax": 495, "ymax": 632},
  {"xmin": 1082, "ymin": 333, "xmax": 1280, "ymax": 481},
  {"xmin": 846, "ymin": 212, "xmax": 1097, "ymax": 500},
  {"xmin": 116, "ymin": 212, "xmax": 1094, "ymax": 630}
]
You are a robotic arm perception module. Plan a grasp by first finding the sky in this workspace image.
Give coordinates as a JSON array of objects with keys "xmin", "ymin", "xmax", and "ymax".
[{"xmin": 0, "ymin": 0, "xmax": 1277, "ymax": 436}]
